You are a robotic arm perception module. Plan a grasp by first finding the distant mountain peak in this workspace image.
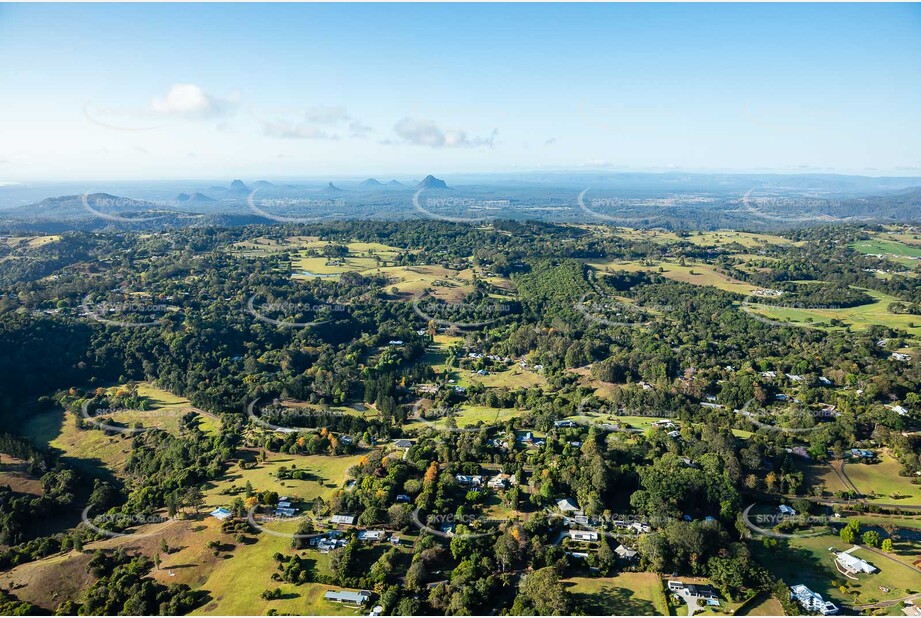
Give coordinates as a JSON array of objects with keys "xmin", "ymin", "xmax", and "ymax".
[
  {"xmin": 387, "ymin": 179, "xmax": 403, "ymax": 186},
  {"xmin": 253, "ymin": 180, "xmax": 275, "ymax": 188},
  {"xmin": 230, "ymin": 179, "xmax": 251, "ymax": 192},
  {"xmin": 416, "ymin": 175, "xmax": 449, "ymax": 190},
  {"xmin": 360, "ymin": 178, "xmax": 384, "ymax": 187}
]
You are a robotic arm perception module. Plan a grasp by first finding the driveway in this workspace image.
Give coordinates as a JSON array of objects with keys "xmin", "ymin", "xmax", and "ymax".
[{"xmin": 673, "ymin": 589, "xmax": 702, "ymax": 616}]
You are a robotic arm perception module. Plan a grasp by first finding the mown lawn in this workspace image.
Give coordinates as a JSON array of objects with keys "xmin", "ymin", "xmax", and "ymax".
[
  {"xmin": 204, "ymin": 452, "xmax": 364, "ymax": 511},
  {"xmin": 564, "ymin": 572, "xmax": 667, "ymax": 616},
  {"xmin": 743, "ymin": 288, "xmax": 921, "ymax": 337},
  {"xmin": 843, "ymin": 453, "xmax": 921, "ymax": 503},
  {"xmin": 753, "ymin": 533, "xmax": 920, "ymax": 607}
]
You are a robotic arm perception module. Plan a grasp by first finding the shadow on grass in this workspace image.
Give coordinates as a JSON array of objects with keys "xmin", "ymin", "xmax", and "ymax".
[{"xmin": 566, "ymin": 582, "xmax": 657, "ymax": 615}]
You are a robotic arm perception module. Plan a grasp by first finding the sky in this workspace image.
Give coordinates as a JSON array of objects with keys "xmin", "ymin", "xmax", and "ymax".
[{"xmin": 0, "ymin": 2, "xmax": 919, "ymax": 181}]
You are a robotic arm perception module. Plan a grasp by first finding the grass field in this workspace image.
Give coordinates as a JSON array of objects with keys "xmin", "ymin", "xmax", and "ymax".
[
  {"xmin": 736, "ymin": 593, "xmax": 785, "ymax": 616},
  {"xmin": 204, "ymin": 452, "xmax": 364, "ymax": 511},
  {"xmin": 21, "ymin": 382, "xmax": 213, "ymax": 476},
  {"xmin": 853, "ymin": 237, "xmax": 921, "ymax": 268},
  {"xmin": 798, "ymin": 460, "xmax": 852, "ymax": 496},
  {"xmin": 753, "ymin": 533, "xmax": 920, "ymax": 607},
  {"xmin": 404, "ymin": 403, "xmax": 522, "ymax": 433},
  {"xmin": 0, "ymin": 456, "xmax": 44, "ymax": 496},
  {"xmin": 743, "ymin": 288, "xmax": 921, "ymax": 337},
  {"xmin": 564, "ymin": 573, "xmax": 668, "ymax": 616},
  {"xmin": 584, "ymin": 258, "xmax": 758, "ymax": 295},
  {"xmin": 844, "ymin": 453, "xmax": 921, "ymax": 503},
  {"xmin": 613, "ymin": 229, "xmax": 796, "ymax": 248}
]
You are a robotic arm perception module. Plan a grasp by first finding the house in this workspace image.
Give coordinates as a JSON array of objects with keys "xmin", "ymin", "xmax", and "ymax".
[
  {"xmin": 786, "ymin": 373, "xmax": 805, "ymax": 382},
  {"xmin": 666, "ymin": 430, "xmax": 681, "ymax": 439},
  {"xmin": 760, "ymin": 371, "xmax": 777, "ymax": 379},
  {"xmin": 395, "ymin": 494, "xmax": 411, "ymax": 503},
  {"xmin": 652, "ymin": 419, "xmax": 676, "ymax": 428},
  {"xmin": 567, "ymin": 551, "xmax": 589, "ymax": 559},
  {"xmin": 393, "ymin": 439, "xmax": 414, "ymax": 449},
  {"xmin": 568, "ymin": 530, "xmax": 599, "ymax": 542},
  {"xmin": 629, "ymin": 522, "xmax": 652, "ymax": 534},
  {"xmin": 669, "ymin": 581, "xmax": 719, "ymax": 605},
  {"xmin": 330, "ymin": 514, "xmax": 356, "ymax": 526},
  {"xmin": 891, "ymin": 352, "xmax": 912, "ymax": 362},
  {"xmin": 556, "ymin": 497, "xmax": 580, "ymax": 512},
  {"xmin": 835, "ymin": 548, "xmax": 877, "ymax": 575},
  {"xmin": 819, "ymin": 376, "xmax": 833, "ymax": 386},
  {"xmin": 517, "ymin": 431, "xmax": 534, "ymax": 443},
  {"xmin": 791, "ymin": 584, "xmax": 839, "ymax": 615},
  {"xmin": 487, "ymin": 473, "xmax": 515, "ymax": 490},
  {"xmin": 387, "ymin": 340, "xmax": 403, "ymax": 346},
  {"xmin": 340, "ymin": 435, "xmax": 354, "ymax": 445},
  {"xmin": 324, "ymin": 590, "xmax": 371, "ymax": 606},
  {"xmin": 778, "ymin": 504, "xmax": 796, "ymax": 516},
  {"xmin": 389, "ymin": 535, "xmax": 401, "ymax": 545},
  {"xmin": 615, "ymin": 544, "xmax": 638, "ymax": 560},
  {"xmin": 686, "ymin": 584, "xmax": 719, "ymax": 604},
  {"xmin": 455, "ymin": 474, "xmax": 484, "ymax": 486},
  {"xmin": 849, "ymin": 448, "xmax": 875, "ymax": 459},
  {"xmin": 681, "ymin": 457, "xmax": 696, "ymax": 468},
  {"xmin": 554, "ymin": 420, "xmax": 577, "ymax": 428},
  {"xmin": 891, "ymin": 405, "xmax": 909, "ymax": 416},
  {"xmin": 276, "ymin": 507, "xmax": 297, "ymax": 517},
  {"xmin": 569, "ymin": 441, "xmax": 582, "ymax": 447},
  {"xmin": 277, "ymin": 501, "xmax": 292, "ymax": 509},
  {"xmin": 209, "ymin": 507, "xmax": 232, "ymax": 521},
  {"xmin": 357, "ymin": 530, "xmax": 386, "ymax": 542}
]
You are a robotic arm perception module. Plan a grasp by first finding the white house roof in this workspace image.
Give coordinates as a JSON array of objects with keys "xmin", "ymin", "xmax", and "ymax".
[
  {"xmin": 556, "ymin": 497, "xmax": 579, "ymax": 512},
  {"xmin": 330, "ymin": 514, "xmax": 356, "ymax": 525},
  {"xmin": 210, "ymin": 507, "xmax": 232, "ymax": 520},
  {"xmin": 836, "ymin": 549, "xmax": 877, "ymax": 574}
]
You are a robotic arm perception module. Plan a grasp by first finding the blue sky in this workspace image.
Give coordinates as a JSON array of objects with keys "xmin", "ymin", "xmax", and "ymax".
[{"xmin": 0, "ymin": 3, "xmax": 919, "ymax": 180}]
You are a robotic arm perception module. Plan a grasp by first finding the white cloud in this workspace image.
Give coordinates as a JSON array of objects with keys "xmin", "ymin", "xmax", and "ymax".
[
  {"xmin": 393, "ymin": 117, "xmax": 496, "ymax": 148},
  {"xmin": 349, "ymin": 120, "xmax": 373, "ymax": 138},
  {"xmin": 150, "ymin": 84, "xmax": 234, "ymax": 118},
  {"xmin": 262, "ymin": 120, "xmax": 337, "ymax": 140},
  {"xmin": 304, "ymin": 106, "xmax": 351, "ymax": 124}
]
